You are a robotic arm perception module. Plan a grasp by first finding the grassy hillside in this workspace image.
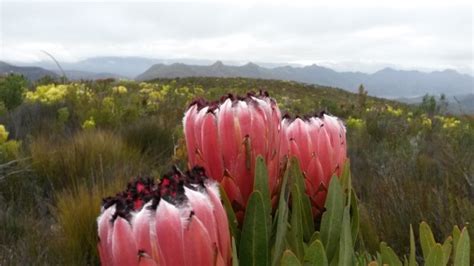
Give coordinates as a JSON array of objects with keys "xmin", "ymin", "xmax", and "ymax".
[{"xmin": 0, "ymin": 75, "xmax": 472, "ymax": 264}]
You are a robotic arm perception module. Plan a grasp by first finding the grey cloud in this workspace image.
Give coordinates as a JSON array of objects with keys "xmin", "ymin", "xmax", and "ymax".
[{"xmin": 1, "ymin": 2, "xmax": 472, "ymax": 74}]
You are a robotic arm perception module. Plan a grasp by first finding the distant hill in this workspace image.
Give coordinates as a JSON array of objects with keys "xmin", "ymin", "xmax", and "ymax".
[
  {"xmin": 15, "ymin": 57, "xmax": 221, "ymax": 78},
  {"xmin": 137, "ymin": 61, "xmax": 474, "ymax": 98},
  {"xmin": 61, "ymin": 70, "xmax": 126, "ymax": 80},
  {"xmin": 58, "ymin": 57, "xmax": 160, "ymax": 78},
  {"xmin": 0, "ymin": 61, "xmax": 124, "ymax": 81},
  {"xmin": 364, "ymin": 68, "xmax": 473, "ymax": 98},
  {"xmin": 451, "ymin": 94, "xmax": 474, "ymax": 114},
  {"xmin": 0, "ymin": 61, "xmax": 58, "ymax": 81},
  {"xmin": 397, "ymin": 93, "xmax": 474, "ymax": 114}
]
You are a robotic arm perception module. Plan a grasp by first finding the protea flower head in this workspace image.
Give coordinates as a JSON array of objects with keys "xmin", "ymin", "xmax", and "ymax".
[
  {"xmin": 183, "ymin": 91, "xmax": 281, "ymax": 220},
  {"xmin": 280, "ymin": 112, "xmax": 347, "ymax": 217},
  {"xmin": 97, "ymin": 166, "xmax": 231, "ymax": 266}
]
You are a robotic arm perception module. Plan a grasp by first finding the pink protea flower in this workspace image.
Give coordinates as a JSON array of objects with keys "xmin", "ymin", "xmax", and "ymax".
[
  {"xmin": 183, "ymin": 92, "xmax": 281, "ymax": 220},
  {"xmin": 280, "ymin": 112, "xmax": 347, "ymax": 217},
  {"xmin": 97, "ymin": 167, "xmax": 231, "ymax": 266}
]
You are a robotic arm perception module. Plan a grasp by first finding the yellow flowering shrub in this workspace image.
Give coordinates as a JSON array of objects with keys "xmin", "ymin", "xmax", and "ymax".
[
  {"xmin": 366, "ymin": 106, "xmax": 378, "ymax": 113},
  {"xmin": 0, "ymin": 124, "xmax": 20, "ymax": 161},
  {"xmin": 82, "ymin": 117, "xmax": 96, "ymax": 130},
  {"xmin": 112, "ymin": 86, "xmax": 128, "ymax": 94},
  {"xmin": 0, "ymin": 124, "xmax": 9, "ymax": 144},
  {"xmin": 102, "ymin": 97, "xmax": 115, "ymax": 110},
  {"xmin": 25, "ymin": 83, "xmax": 93, "ymax": 104},
  {"xmin": 138, "ymin": 83, "xmax": 174, "ymax": 111},
  {"xmin": 434, "ymin": 115, "xmax": 461, "ymax": 129},
  {"xmin": 386, "ymin": 105, "xmax": 403, "ymax": 117},
  {"xmin": 346, "ymin": 117, "xmax": 366, "ymax": 130},
  {"xmin": 74, "ymin": 86, "xmax": 94, "ymax": 103},
  {"xmin": 421, "ymin": 115, "xmax": 432, "ymax": 129},
  {"xmin": 25, "ymin": 84, "xmax": 68, "ymax": 104}
]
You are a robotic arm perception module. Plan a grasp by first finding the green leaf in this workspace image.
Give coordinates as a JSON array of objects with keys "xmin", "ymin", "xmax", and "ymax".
[
  {"xmin": 338, "ymin": 206, "xmax": 353, "ymax": 266},
  {"xmin": 219, "ymin": 185, "xmax": 241, "ymax": 245},
  {"xmin": 301, "ymin": 195, "xmax": 315, "ymax": 242},
  {"xmin": 304, "ymin": 240, "xmax": 328, "ymax": 266},
  {"xmin": 340, "ymin": 162, "xmax": 352, "ymax": 206},
  {"xmin": 376, "ymin": 251, "xmax": 383, "ymax": 266},
  {"xmin": 320, "ymin": 176, "xmax": 345, "ymax": 262},
  {"xmin": 239, "ymin": 191, "xmax": 270, "ymax": 266},
  {"xmin": 330, "ymin": 248, "xmax": 339, "ymax": 266},
  {"xmin": 272, "ymin": 163, "xmax": 291, "ymax": 266},
  {"xmin": 350, "ymin": 190, "xmax": 359, "ymax": 246},
  {"xmin": 310, "ymin": 231, "xmax": 321, "ymax": 243},
  {"xmin": 289, "ymin": 157, "xmax": 315, "ymax": 241},
  {"xmin": 288, "ymin": 184, "xmax": 305, "ymax": 260},
  {"xmin": 380, "ymin": 242, "xmax": 402, "ymax": 266},
  {"xmin": 441, "ymin": 237, "xmax": 452, "ymax": 266},
  {"xmin": 425, "ymin": 244, "xmax": 444, "ymax": 266},
  {"xmin": 453, "ymin": 228, "xmax": 470, "ymax": 266},
  {"xmin": 419, "ymin": 221, "xmax": 436, "ymax": 259},
  {"xmin": 403, "ymin": 255, "xmax": 409, "ymax": 266},
  {"xmin": 281, "ymin": 250, "xmax": 301, "ymax": 266},
  {"xmin": 232, "ymin": 237, "xmax": 239, "ymax": 266},
  {"xmin": 409, "ymin": 224, "xmax": 417, "ymax": 266},
  {"xmin": 452, "ymin": 225, "xmax": 461, "ymax": 259},
  {"xmin": 254, "ymin": 155, "xmax": 272, "ymax": 234},
  {"xmin": 340, "ymin": 161, "xmax": 351, "ymax": 193},
  {"xmin": 356, "ymin": 254, "xmax": 368, "ymax": 266}
]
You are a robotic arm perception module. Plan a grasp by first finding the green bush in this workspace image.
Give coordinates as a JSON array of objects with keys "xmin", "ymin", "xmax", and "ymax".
[{"xmin": 0, "ymin": 74, "xmax": 27, "ymax": 110}]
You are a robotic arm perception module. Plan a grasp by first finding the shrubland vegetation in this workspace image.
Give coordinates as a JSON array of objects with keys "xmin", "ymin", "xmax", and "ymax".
[{"xmin": 0, "ymin": 74, "xmax": 472, "ymax": 264}]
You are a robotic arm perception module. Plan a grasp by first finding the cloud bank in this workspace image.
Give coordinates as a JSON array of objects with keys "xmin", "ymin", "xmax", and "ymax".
[{"xmin": 1, "ymin": 1, "xmax": 472, "ymax": 74}]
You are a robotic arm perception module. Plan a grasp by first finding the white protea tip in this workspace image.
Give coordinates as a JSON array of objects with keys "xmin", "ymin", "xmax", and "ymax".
[
  {"xmin": 97, "ymin": 166, "xmax": 231, "ymax": 266},
  {"xmin": 183, "ymin": 91, "xmax": 281, "ymax": 223},
  {"xmin": 280, "ymin": 112, "xmax": 347, "ymax": 217}
]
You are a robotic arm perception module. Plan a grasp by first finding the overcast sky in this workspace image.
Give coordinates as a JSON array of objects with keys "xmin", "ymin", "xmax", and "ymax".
[{"xmin": 1, "ymin": 0, "xmax": 473, "ymax": 74}]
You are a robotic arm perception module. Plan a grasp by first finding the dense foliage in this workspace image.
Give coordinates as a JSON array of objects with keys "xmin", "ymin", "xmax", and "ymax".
[{"xmin": 0, "ymin": 74, "xmax": 472, "ymax": 264}]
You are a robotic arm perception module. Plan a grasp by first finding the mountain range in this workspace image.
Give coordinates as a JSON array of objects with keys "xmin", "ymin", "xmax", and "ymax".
[
  {"xmin": 137, "ymin": 61, "xmax": 474, "ymax": 98},
  {"xmin": 10, "ymin": 57, "xmax": 223, "ymax": 78},
  {"xmin": 2, "ymin": 57, "xmax": 473, "ymax": 99},
  {"xmin": 0, "ymin": 61, "xmax": 58, "ymax": 81}
]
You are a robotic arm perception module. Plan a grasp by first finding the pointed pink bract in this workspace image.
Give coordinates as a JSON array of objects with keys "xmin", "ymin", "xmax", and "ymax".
[
  {"xmin": 184, "ymin": 217, "xmax": 215, "ymax": 266},
  {"xmin": 112, "ymin": 217, "xmax": 138, "ymax": 266},
  {"xmin": 154, "ymin": 200, "xmax": 186, "ymax": 266},
  {"xmin": 280, "ymin": 114, "xmax": 347, "ymax": 218}
]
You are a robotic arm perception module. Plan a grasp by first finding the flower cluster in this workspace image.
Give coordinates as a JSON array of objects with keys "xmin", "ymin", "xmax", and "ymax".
[
  {"xmin": 184, "ymin": 92, "xmax": 281, "ymax": 221},
  {"xmin": 0, "ymin": 124, "xmax": 9, "ymax": 144},
  {"xmin": 25, "ymin": 83, "xmax": 92, "ymax": 104},
  {"xmin": 183, "ymin": 92, "xmax": 347, "ymax": 219},
  {"xmin": 98, "ymin": 91, "xmax": 348, "ymax": 265},
  {"xmin": 112, "ymin": 85, "xmax": 128, "ymax": 94},
  {"xmin": 97, "ymin": 167, "xmax": 231, "ymax": 266},
  {"xmin": 280, "ymin": 113, "xmax": 347, "ymax": 216},
  {"xmin": 434, "ymin": 115, "xmax": 461, "ymax": 129}
]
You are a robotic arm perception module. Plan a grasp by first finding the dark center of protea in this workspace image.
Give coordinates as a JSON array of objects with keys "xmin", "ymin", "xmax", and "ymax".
[
  {"xmin": 189, "ymin": 90, "xmax": 274, "ymax": 112},
  {"xmin": 102, "ymin": 177, "xmax": 156, "ymax": 222},
  {"xmin": 282, "ymin": 110, "xmax": 328, "ymax": 122},
  {"xmin": 102, "ymin": 166, "xmax": 209, "ymax": 223}
]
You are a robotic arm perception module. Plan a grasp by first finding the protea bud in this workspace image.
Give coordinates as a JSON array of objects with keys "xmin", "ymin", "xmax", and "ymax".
[
  {"xmin": 97, "ymin": 167, "xmax": 231, "ymax": 266},
  {"xmin": 280, "ymin": 113, "xmax": 347, "ymax": 217},
  {"xmin": 183, "ymin": 92, "xmax": 281, "ymax": 220}
]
